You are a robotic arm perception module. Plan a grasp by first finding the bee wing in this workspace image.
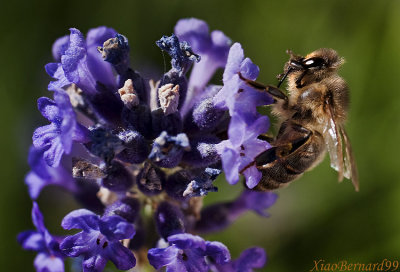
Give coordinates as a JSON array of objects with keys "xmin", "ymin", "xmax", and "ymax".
[
  {"xmin": 323, "ymin": 113, "xmax": 344, "ymax": 180},
  {"xmin": 323, "ymin": 101, "xmax": 359, "ymax": 191},
  {"xmin": 339, "ymin": 125, "xmax": 359, "ymax": 191}
]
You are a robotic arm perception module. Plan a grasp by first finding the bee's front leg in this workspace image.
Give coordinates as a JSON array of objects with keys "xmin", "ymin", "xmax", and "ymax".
[{"xmin": 238, "ymin": 72, "xmax": 288, "ymax": 103}]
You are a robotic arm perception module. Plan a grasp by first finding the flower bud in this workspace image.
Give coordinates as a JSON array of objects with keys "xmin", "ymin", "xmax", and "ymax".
[
  {"xmin": 148, "ymin": 132, "xmax": 190, "ymax": 168},
  {"xmin": 104, "ymin": 197, "xmax": 140, "ymax": 223},
  {"xmin": 121, "ymin": 104, "xmax": 152, "ymax": 139},
  {"xmin": 136, "ymin": 163, "xmax": 165, "ymax": 196},
  {"xmin": 155, "ymin": 202, "xmax": 185, "ymax": 240},
  {"xmin": 117, "ymin": 130, "xmax": 149, "ymax": 164},
  {"xmin": 102, "ymin": 161, "xmax": 134, "ymax": 192}
]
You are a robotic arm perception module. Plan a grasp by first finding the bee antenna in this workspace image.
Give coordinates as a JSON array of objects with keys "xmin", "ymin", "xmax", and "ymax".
[{"xmin": 277, "ymin": 67, "xmax": 292, "ymax": 88}]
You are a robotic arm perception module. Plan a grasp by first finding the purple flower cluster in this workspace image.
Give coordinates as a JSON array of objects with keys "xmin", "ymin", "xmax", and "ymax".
[{"xmin": 19, "ymin": 18, "xmax": 277, "ymax": 272}]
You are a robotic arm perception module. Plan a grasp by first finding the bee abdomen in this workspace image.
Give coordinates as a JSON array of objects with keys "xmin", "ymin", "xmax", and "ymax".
[{"xmin": 254, "ymin": 132, "xmax": 325, "ymax": 191}]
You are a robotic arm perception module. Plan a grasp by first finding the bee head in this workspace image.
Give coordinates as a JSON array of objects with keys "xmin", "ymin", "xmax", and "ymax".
[
  {"xmin": 304, "ymin": 48, "xmax": 344, "ymax": 71},
  {"xmin": 278, "ymin": 48, "xmax": 345, "ymax": 88}
]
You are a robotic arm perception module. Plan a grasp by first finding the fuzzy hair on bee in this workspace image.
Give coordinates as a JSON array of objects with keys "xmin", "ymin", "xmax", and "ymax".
[{"xmin": 239, "ymin": 48, "xmax": 359, "ymax": 191}]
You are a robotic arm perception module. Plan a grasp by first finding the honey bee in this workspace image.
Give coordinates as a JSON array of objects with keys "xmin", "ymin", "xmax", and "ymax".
[{"xmin": 239, "ymin": 48, "xmax": 359, "ymax": 191}]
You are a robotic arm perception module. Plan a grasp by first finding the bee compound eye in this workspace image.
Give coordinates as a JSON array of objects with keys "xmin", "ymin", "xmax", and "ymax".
[
  {"xmin": 303, "ymin": 57, "xmax": 325, "ymax": 68},
  {"xmin": 304, "ymin": 59, "xmax": 314, "ymax": 66}
]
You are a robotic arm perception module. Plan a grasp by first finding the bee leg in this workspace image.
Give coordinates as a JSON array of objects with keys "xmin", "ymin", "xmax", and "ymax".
[
  {"xmin": 257, "ymin": 133, "xmax": 275, "ymax": 142},
  {"xmin": 295, "ymin": 70, "xmax": 307, "ymax": 88},
  {"xmin": 238, "ymin": 72, "xmax": 288, "ymax": 102}
]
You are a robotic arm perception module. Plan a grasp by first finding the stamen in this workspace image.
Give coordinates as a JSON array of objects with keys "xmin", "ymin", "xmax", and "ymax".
[
  {"xmin": 158, "ymin": 83, "xmax": 180, "ymax": 115},
  {"xmin": 118, "ymin": 79, "xmax": 139, "ymax": 109}
]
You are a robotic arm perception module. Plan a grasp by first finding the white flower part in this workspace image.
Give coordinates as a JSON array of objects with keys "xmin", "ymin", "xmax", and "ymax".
[
  {"xmin": 118, "ymin": 79, "xmax": 139, "ymax": 108},
  {"xmin": 158, "ymin": 83, "xmax": 180, "ymax": 115},
  {"xmin": 96, "ymin": 187, "xmax": 118, "ymax": 205},
  {"xmin": 66, "ymin": 84, "xmax": 85, "ymax": 108},
  {"xmin": 149, "ymin": 79, "xmax": 160, "ymax": 111},
  {"xmin": 183, "ymin": 181, "xmax": 195, "ymax": 197}
]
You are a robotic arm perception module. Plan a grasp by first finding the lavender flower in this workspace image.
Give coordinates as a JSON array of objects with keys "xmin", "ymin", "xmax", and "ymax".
[
  {"xmin": 20, "ymin": 18, "xmax": 279, "ymax": 272},
  {"xmin": 32, "ymin": 91, "xmax": 88, "ymax": 167},
  {"xmin": 210, "ymin": 247, "xmax": 267, "ymax": 272},
  {"xmin": 18, "ymin": 202, "xmax": 65, "ymax": 272},
  {"xmin": 195, "ymin": 190, "xmax": 278, "ymax": 233},
  {"xmin": 25, "ymin": 146, "xmax": 76, "ymax": 199},
  {"xmin": 60, "ymin": 209, "xmax": 136, "ymax": 272},
  {"xmin": 213, "ymin": 42, "xmax": 273, "ymax": 121},
  {"xmin": 216, "ymin": 114, "xmax": 271, "ymax": 189},
  {"xmin": 175, "ymin": 18, "xmax": 231, "ymax": 116},
  {"xmin": 148, "ymin": 233, "xmax": 230, "ymax": 272}
]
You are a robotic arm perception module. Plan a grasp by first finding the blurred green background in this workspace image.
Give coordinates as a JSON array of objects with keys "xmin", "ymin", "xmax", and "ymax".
[{"xmin": 1, "ymin": 0, "xmax": 400, "ymax": 271}]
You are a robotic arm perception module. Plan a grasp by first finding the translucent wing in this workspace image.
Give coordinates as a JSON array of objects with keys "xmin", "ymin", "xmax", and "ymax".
[
  {"xmin": 323, "ymin": 99, "xmax": 359, "ymax": 191},
  {"xmin": 339, "ymin": 125, "xmax": 359, "ymax": 191}
]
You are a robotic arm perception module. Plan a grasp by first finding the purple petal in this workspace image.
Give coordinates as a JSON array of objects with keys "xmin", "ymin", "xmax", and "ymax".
[
  {"xmin": 86, "ymin": 26, "xmax": 117, "ymax": 47},
  {"xmin": 25, "ymin": 172, "xmax": 47, "ymax": 200},
  {"xmin": 176, "ymin": 18, "xmax": 231, "ymax": 117},
  {"xmin": 61, "ymin": 28, "xmax": 97, "ymax": 94},
  {"xmin": 216, "ymin": 143, "xmax": 240, "ymax": 185},
  {"xmin": 45, "ymin": 63, "xmax": 71, "ymax": 90},
  {"xmin": 61, "ymin": 209, "xmax": 99, "ymax": 232},
  {"xmin": 32, "ymin": 124, "xmax": 66, "ymax": 168},
  {"xmin": 62, "ymin": 28, "xmax": 86, "ymax": 82},
  {"xmin": 213, "ymin": 75, "xmax": 238, "ymax": 110},
  {"xmin": 174, "ymin": 18, "xmax": 211, "ymax": 53},
  {"xmin": 227, "ymin": 114, "xmax": 247, "ymax": 147},
  {"xmin": 42, "ymin": 137, "xmax": 64, "ymax": 167},
  {"xmin": 43, "ymin": 138, "xmax": 64, "ymax": 167},
  {"xmin": 45, "ymin": 62, "xmax": 61, "ymax": 78},
  {"xmin": 82, "ymin": 255, "xmax": 107, "ymax": 272},
  {"xmin": 17, "ymin": 231, "xmax": 45, "ymax": 252},
  {"xmin": 34, "ymin": 252, "xmax": 64, "ymax": 272},
  {"xmin": 168, "ymin": 233, "xmax": 206, "ymax": 251},
  {"xmin": 60, "ymin": 232, "xmax": 97, "ymax": 257},
  {"xmin": 222, "ymin": 43, "xmax": 244, "ymax": 82},
  {"xmin": 37, "ymin": 97, "xmax": 61, "ymax": 124},
  {"xmin": 237, "ymin": 190, "xmax": 278, "ymax": 217},
  {"xmin": 235, "ymin": 247, "xmax": 267, "ymax": 271},
  {"xmin": 99, "ymin": 215, "xmax": 135, "ymax": 241},
  {"xmin": 240, "ymin": 57, "xmax": 259, "ymax": 81},
  {"xmin": 32, "ymin": 124, "xmax": 59, "ymax": 150},
  {"xmin": 26, "ymin": 147, "xmax": 76, "ymax": 199},
  {"xmin": 205, "ymin": 241, "xmax": 231, "ymax": 265},
  {"xmin": 52, "ymin": 35, "xmax": 69, "ymax": 62},
  {"xmin": 148, "ymin": 246, "xmax": 179, "ymax": 270},
  {"xmin": 213, "ymin": 247, "xmax": 267, "ymax": 272},
  {"xmin": 53, "ymin": 91, "xmax": 80, "ymax": 153},
  {"xmin": 105, "ymin": 242, "xmax": 136, "ymax": 270},
  {"xmin": 86, "ymin": 26, "xmax": 117, "ymax": 88},
  {"xmin": 211, "ymin": 30, "xmax": 231, "ymax": 49},
  {"xmin": 230, "ymin": 89, "xmax": 273, "ymax": 123},
  {"xmin": 32, "ymin": 202, "xmax": 46, "ymax": 233},
  {"xmin": 242, "ymin": 138, "xmax": 269, "ymax": 163},
  {"xmin": 246, "ymin": 115, "xmax": 270, "ymax": 138},
  {"xmin": 183, "ymin": 249, "xmax": 209, "ymax": 272},
  {"xmin": 27, "ymin": 146, "xmax": 50, "ymax": 178},
  {"xmin": 242, "ymin": 165, "xmax": 262, "ymax": 189}
]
